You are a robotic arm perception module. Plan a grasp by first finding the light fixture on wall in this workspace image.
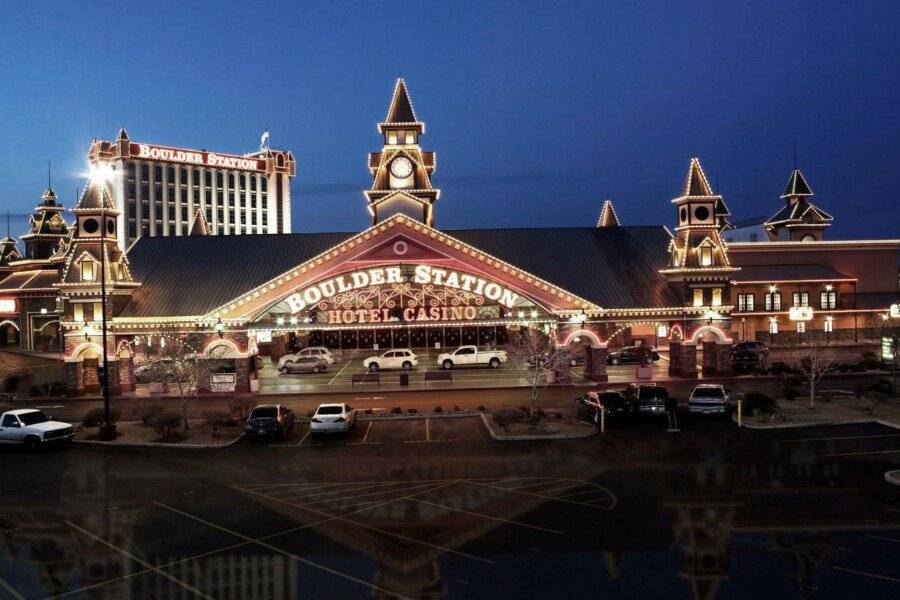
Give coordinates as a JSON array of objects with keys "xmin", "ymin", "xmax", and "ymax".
[{"xmin": 214, "ymin": 317, "xmax": 224, "ymax": 338}]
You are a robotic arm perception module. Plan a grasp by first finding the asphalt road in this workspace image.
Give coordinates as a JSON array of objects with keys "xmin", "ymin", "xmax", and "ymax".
[{"xmin": 1, "ymin": 416, "xmax": 899, "ymax": 599}]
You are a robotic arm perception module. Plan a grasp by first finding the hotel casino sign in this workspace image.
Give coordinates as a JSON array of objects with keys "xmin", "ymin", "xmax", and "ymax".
[
  {"xmin": 131, "ymin": 143, "xmax": 264, "ymax": 172},
  {"xmin": 281, "ymin": 265, "xmax": 527, "ymax": 325}
]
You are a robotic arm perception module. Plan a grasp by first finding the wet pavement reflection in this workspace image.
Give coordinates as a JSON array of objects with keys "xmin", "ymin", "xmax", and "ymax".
[{"xmin": 1, "ymin": 417, "xmax": 898, "ymax": 599}]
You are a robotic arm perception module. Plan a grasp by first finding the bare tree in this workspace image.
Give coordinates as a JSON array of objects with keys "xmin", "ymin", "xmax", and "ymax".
[
  {"xmin": 507, "ymin": 327, "xmax": 577, "ymax": 419},
  {"xmin": 790, "ymin": 330, "xmax": 839, "ymax": 409},
  {"xmin": 143, "ymin": 327, "xmax": 228, "ymax": 431}
]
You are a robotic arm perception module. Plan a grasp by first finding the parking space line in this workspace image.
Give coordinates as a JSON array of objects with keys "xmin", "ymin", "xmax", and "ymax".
[
  {"xmin": 279, "ymin": 481, "xmax": 409, "ymax": 501},
  {"xmin": 464, "ymin": 480, "xmax": 617, "ymax": 510},
  {"xmin": 327, "ymin": 359, "xmax": 352, "ymax": 385},
  {"xmin": 362, "ymin": 422, "xmax": 373, "ymax": 443},
  {"xmin": 779, "ymin": 434, "xmax": 900, "ymax": 444},
  {"xmin": 64, "ymin": 520, "xmax": 215, "ymax": 600},
  {"xmin": 236, "ymin": 482, "xmax": 494, "ymax": 564},
  {"xmin": 818, "ymin": 449, "xmax": 900, "ymax": 457},
  {"xmin": 154, "ymin": 503, "xmax": 416, "ymax": 600},
  {"xmin": 537, "ymin": 481, "xmax": 591, "ymax": 496},
  {"xmin": 426, "ymin": 418, "xmax": 431, "ymax": 442},
  {"xmin": 284, "ymin": 481, "xmax": 447, "ymax": 505},
  {"xmin": 410, "ymin": 498, "xmax": 563, "ymax": 534},
  {"xmin": 867, "ymin": 535, "xmax": 900, "ymax": 544},
  {"xmin": 0, "ymin": 575, "xmax": 24, "ymax": 600},
  {"xmin": 832, "ymin": 566, "xmax": 900, "ymax": 583}
]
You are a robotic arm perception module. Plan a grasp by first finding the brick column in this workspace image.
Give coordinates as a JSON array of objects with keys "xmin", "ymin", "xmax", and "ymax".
[
  {"xmin": 715, "ymin": 342, "xmax": 733, "ymax": 376},
  {"xmin": 105, "ymin": 359, "xmax": 121, "ymax": 396},
  {"xmin": 82, "ymin": 358, "xmax": 100, "ymax": 393},
  {"xmin": 234, "ymin": 358, "xmax": 251, "ymax": 393},
  {"xmin": 66, "ymin": 362, "xmax": 84, "ymax": 396},
  {"xmin": 702, "ymin": 341, "xmax": 718, "ymax": 375},
  {"xmin": 588, "ymin": 346, "xmax": 608, "ymax": 382},
  {"xmin": 668, "ymin": 342, "xmax": 682, "ymax": 376},
  {"xmin": 681, "ymin": 343, "xmax": 698, "ymax": 378},
  {"xmin": 118, "ymin": 355, "xmax": 135, "ymax": 392},
  {"xmin": 272, "ymin": 334, "xmax": 289, "ymax": 363}
]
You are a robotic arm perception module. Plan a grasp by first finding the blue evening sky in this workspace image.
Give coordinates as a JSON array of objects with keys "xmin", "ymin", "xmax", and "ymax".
[{"xmin": 1, "ymin": 1, "xmax": 898, "ymax": 238}]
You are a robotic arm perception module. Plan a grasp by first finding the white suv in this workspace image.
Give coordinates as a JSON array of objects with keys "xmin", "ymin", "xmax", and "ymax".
[
  {"xmin": 310, "ymin": 403, "xmax": 357, "ymax": 434},
  {"xmin": 278, "ymin": 347, "xmax": 335, "ymax": 369},
  {"xmin": 688, "ymin": 384, "xmax": 729, "ymax": 415},
  {"xmin": 362, "ymin": 349, "xmax": 418, "ymax": 372}
]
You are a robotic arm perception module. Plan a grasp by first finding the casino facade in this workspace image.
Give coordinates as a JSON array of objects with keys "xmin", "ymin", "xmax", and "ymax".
[{"xmin": 0, "ymin": 78, "xmax": 897, "ymax": 395}]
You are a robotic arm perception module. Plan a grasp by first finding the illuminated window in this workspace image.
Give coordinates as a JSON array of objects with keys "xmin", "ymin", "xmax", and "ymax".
[
  {"xmin": 73, "ymin": 304, "xmax": 84, "ymax": 322},
  {"xmin": 693, "ymin": 289, "xmax": 704, "ymax": 307},
  {"xmin": 820, "ymin": 291, "xmax": 836, "ymax": 309},
  {"xmin": 797, "ymin": 321, "xmax": 806, "ymax": 333},
  {"xmin": 711, "ymin": 288, "xmax": 722, "ymax": 306},
  {"xmin": 769, "ymin": 319, "xmax": 778, "ymax": 334},
  {"xmin": 738, "ymin": 293, "xmax": 755, "ymax": 312},
  {"xmin": 699, "ymin": 246, "xmax": 713, "ymax": 266},
  {"xmin": 405, "ymin": 131, "xmax": 415, "ymax": 144},
  {"xmin": 824, "ymin": 317, "xmax": 833, "ymax": 333},
  {"xmin": 387, "ymin": 131, "xmax": 398, "ymax": 144},
  {"xmin": 80, "ymin": 259, "xmax": 96, "ymax": 282},
  {"xmin": 93, "ymin": 302, "xmax": 103, "ymax": 322},
  {"xmin": 793, "ymin": 292, "xmax": 809, "ymax": 307},
  {"xmin": 765, "ymin": 292, "xmax": 782, "ymax": 311}
]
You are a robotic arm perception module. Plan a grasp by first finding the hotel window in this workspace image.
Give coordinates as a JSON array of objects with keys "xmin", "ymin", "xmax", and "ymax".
[
  {"xmin": 228, "ymin": 173, "xmax": 235, "ymax": 189},
  {"xmin": 769, "ymin": 319, "xmax": 778, "ymax": 334},
  {"xmin": 711, "ymin": 288, "xmax": 722, "ymax": 307},
  {"xmin": 251, "ymin": 211, "xmax": 258, "ymax": 226},
  {"xmin": 239, "ymin": 174, "xmax": 246, "ymax": 191},
  {"xmin": 699, "ymin": 246, "xmax": 713, "ymax": 267},
  {"xmin": 738, "ymin": 293, "xmax": 755, "ymax": 312},
  {"xmin": 154, "ymin": 222, "xmax": 162, "ymax": 236},
  {"xmin": 793, "ymin": 292, "xmax": 809, "ymax": 307},
  {"xmin": 181, "ymin": 187, "xmax": 187, "ymax": 203},
  {"xmin": 820, "ymin": 291, "xmax": 836, "ymax": 309},
  {"xmin": 141, "ymin": 164, "xmax": 149, "ymax": 182},
  {"xmin": 193, "ymin": 169, "xmax": 200, "ymax": 186},
  {"xmin": 216, "ymin": 172, "xmax": 223, "ymax": 189},
  {"xmin": 93, "ymin": 302, "xmax": 103, "ymax": 322},
  {"xmin": 405, "ymin": 131, "xmax": 415, "ymax": 144},
  {"xmin": 154, "ymin": 165, "xmax": 162, "ymax": 188},
  {"xmin": 127, "ymin": 202, "xmax": 136, "ymax": 220},
  {"xmin": 168, "ymin": 203, "xmax": 175, "ymax": 220},
  {"xmin": 80, "ymin": 259, "xmax": 96, "ymax": 282},
  {"xmin": 167, "ymin": 167, "xmax": 175, "ymax": 187},
  {"xmin": 73, "ymin": 303, "xmax": 84, "ymax": 322},
  {"xmin": 797, "ymin": 321, "xmax": 806, "ymax": 333},
  {"xmin": 387, "ymin": 131, "xmax": 398, "ymax": 144},
  {"xmin": 205, "ymin": 206, "xmax": 212, "ymax": 222},
  {"xmin": 128, "ymin": 222, "xmax": 137, "ymax": 240},
  {"xmin": 205, "ymin": 171, "xmax": 212, "ymax": 187},
  {"xmin": 824, "ymin": 316, "xmax": 834, "ymax": 333},
  {"xmin": 180, "ymin": 168, "xmax": 187, "ymax": 185},
  {"xmin": 127, "ymin": 162, "xmax": 136, "ymax": 181},
  {"xmin": 251, "ymin": 194, "xmax": 257, "ymax": 209},
  {"xmin": 181, "ymin": 205, "xmax": 188, "ymax": 221},
  {"xmin": 168, "ymin": 224, "xmax": 175, "ymax": 236},
  {"xmin": 693, "ymin": 289, "xmax": 704, "ymax": 307},
  {"xmin": 765, "ymin": 292, "xmax": 782, "ymax": 311},
  {"xmin": 228, "ymin": 191, "xmax": 235, "ymax": 208},
  {"xmin": 154, "ymin": 202, "xmax": 162, "ymax": 220},
  {"xmin": 251, "ymin": 176, "xmax": 257, "ymax": 192}
]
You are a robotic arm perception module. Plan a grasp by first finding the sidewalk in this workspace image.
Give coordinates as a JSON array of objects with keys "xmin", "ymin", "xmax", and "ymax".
[{"xmin": 741, "ymin": 395, "xmax": 900, "ymax": 429}]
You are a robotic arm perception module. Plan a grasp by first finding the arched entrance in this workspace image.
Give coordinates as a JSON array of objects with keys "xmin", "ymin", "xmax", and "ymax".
[
  {"xmin": 0, "ymin": 320, "xmax": 20, "ymax": 348},
  {"xmin": 690, "ymin": 325, "xmax": 733, "ymax": 376}
]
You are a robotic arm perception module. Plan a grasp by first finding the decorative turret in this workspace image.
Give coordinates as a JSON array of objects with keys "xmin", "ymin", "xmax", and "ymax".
[
  {"xmin": 21, "ymin": 186, "xmax": 69, "ymax": 260},
  {"xmin": 764, "ymin": 169, "xmax": 833, "ymax": 241},
  {"xmin": 189, "ymin": 208, "xmax": 210, "ymax": 236},
  {"xmin": 0, "ymin": 236, "xmax": 21, "ymax": 266},
  {"xmin": 660, "ymin": 158, "xmax": 738, "ymax": 308},
  {"xmin": 364, "ymin": 78, "xmax": 439, "ymax": 226},
  {"xmin": 596, "ymin": 199, "xmax": 620, "ymax": 227}
]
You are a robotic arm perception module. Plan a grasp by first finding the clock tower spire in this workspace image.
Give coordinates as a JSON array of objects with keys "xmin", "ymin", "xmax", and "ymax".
[{"xmin": 364, "ymin": 78, "xmax": 439, "ymax": 226}]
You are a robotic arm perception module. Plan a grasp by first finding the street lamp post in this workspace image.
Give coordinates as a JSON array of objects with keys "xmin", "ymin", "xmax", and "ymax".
[{"xmin": 97, "ymin": 193, "xmax": 116, "ymax": 440}]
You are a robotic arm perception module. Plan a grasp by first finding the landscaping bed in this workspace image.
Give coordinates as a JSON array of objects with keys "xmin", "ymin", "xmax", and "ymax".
[
  {"xmin": 481, "ymin": 407, "xmax": 596, "ymax": 441},
  {"xmin": 76, "ymin": 418, "xmax": 244, "ymax": 446}
]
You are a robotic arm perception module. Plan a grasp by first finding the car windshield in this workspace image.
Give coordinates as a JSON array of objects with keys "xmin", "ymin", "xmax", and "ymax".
[
  {"xmin": 639, "ymin": 387, "xmax": 668, "ymax": 400},
  {"xmin": 251, "ymin": 407, "xmax": 278, "ymax": 418},
  {"xmin": 694, "ymin": 387, "xmax": 725, "ymax": 398},
  {"xmin": 317, "ymin": 406, "xmax": 343, "ymax": 415},
  {"xmin": 18, "ymin": 411, "xmax": 50, "ymax": 425}
]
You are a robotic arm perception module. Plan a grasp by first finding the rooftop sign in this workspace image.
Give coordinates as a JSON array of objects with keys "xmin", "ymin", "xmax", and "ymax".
[{"xmin": 131, "ymin": 143, "xmax": 264, "ymax": 172}]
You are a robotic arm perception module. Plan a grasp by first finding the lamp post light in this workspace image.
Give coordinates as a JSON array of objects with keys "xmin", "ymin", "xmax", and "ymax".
[{"xmin": 89, "ymin": 166, "xmax": 116, "ymax": 441}]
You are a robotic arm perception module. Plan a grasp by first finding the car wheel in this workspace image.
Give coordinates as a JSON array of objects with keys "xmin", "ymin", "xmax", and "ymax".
[
  {"xmin": 489, "ymin": 357, "xmax": 501, "ymax": 369},
  {"xmin": 24, "ymin": 436, "xmax": 41, "ymax": 451},
  {"xmin": 279, "ymin": 367, "xmax": 288, "ymax": 374},
  {"xmin": 313, "ymin": 366, "xmax": 321, "ymax": 374},
  {"xmin": 368, "ymin": 363, "xmax": 379, "ymax": 373},
  {"xmin": 611, "ymin": 357, "xmax": 620, "ymax": 365},
  {"xmin": 402, "ymin": 361, "xmax": 412, "ymax": 371},
  {"xmin": 644, "ymin": 357, "xmax": 652, "ymax": 365},
  {"xmin": 442, "ymin": 360, "xmax": 453, "ymax": 370}
]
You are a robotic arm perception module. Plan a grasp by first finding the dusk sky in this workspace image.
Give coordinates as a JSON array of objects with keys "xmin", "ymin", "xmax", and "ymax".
[{"xmin": 2, "ymin": 1, "xmax": 899, "ymax": 238}]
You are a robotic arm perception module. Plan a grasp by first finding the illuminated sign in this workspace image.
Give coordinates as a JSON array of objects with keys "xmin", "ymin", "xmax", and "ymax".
[
  {"xmin": 0, "ymin": 298, "xmax": 15, "ymax": 314},
  {"xmin": 284, "ymin": 265, "xmax": 519, "ymax": 314},
  {"xmin": 788, "ymin": 306, "xmax": 814, "ymax": 322},
  {"xmin": 891, "ymin": 303, "xmax": 900, "ymax": 319},
  {"xmin": 132, "ymin": 144, "xmax": 263, "ymax": 172},
  {"xmin": 326, "ymin": 306, "xmax": 479, "ymax": 325},
  {"xmin": 255, "ymin": 330, "xmax": 273, "ymax": 343}
]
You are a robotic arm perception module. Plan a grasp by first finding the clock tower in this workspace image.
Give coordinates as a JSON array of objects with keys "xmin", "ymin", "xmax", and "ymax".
[{"xmin": 365, "ymin": 78, "xmax": 439, "ymax": 226}]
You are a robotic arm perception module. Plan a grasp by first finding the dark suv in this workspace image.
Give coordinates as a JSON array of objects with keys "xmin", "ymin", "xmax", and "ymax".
[
  {"xmin": 575, "ymin": 391, "xmax": 633, "ymax": 423},
  {"xmin": 245, "ymin": 404, "xmax": 296, "ymax": 439},
  {"xmin": 732, "ymin": 341, "xmax": 769, "ymax": 371},
  {"xmin": 607, "ymin": 346, "xmax": 661, "ymax": 366},
  {"xmin": 623, "ymin": 383, "xmax": 670, "ymax": 416}
]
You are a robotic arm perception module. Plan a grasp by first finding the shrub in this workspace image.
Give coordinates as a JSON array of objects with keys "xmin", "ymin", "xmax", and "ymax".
[
  {"xmin": 364, "ymin": 408, "xmax": 373, "ymax": 415},
  {"xmin": 390, "ymin": 406, "xmax": 402, "ymax": 414},
  {"xmin": 453, "ymin": 405, "xmax": 461, "ymax": 413},
  {"xmin": 866, "ymin": 391, "xmax": 890, "ymax": 414},
  {"xmin": 434, "ymin": 406, "xmax": 443, "ymax": 414},
  {"xmin": 406, "ymin": 408, "xmax": 418, "ymax": 415},
  {"xmin": 476, "ymin": 405, "xmax": 486, "ymax": 413},
  {"xmin": 152, "ymin": 412, "xmax": 183, "ymax": 439},
  {"xmin": 781, "ymin": 375, "xmax": 803, "ymax": 402},
  {"xmin": 29, "ymin": 382, "xmax": 66, "ymax": 397},
  {"xmin": 137, "ymin": 401, "xmax": 165, "ymax": 426},
  {"xmin": 492, "ymin": 406, "xmax": 527, "ymax": 431},
  {"xmin": 228, "ymin": 397, "xmax": 254, "ymax": 420},
  {"xmin": 869, "ymin": 377, "xmax": 895, "ymax": 396},
  {"xmin": 203, "ymin": 411, "xmax": 231, "ymax": 437},
  {"xmin": 743, "ymin": 392, "xmax": 777, "ymax": 416},
  {"xmin": 859, "ymin": 352, "xmax": 884, "ymax": 371},
  {"xmin": 82, "ymin": 407, "xmax": 121, "ymax": 428}
]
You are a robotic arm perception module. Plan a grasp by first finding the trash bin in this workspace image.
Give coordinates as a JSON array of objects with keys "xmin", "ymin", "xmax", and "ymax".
[{"xmin": 400, "ymin": 373, "xmax": 409, "ymax": 386}]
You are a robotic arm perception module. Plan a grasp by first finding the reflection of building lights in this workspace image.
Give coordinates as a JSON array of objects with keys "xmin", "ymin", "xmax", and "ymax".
[{"xmin": 88, "ymin": 162, "xmax": 115, "ymax": 185}]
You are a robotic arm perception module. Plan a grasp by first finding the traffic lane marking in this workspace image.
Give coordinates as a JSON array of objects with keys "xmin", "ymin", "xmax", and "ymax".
[
  {"xmin": 409, "ymin": 497, "xmax": 563, "ymax": 534},
  {"xmin": 0, "ymin": 575, "xmax": 24, "ymax": 600},
  {"xmin": 817, "ymin": 449, "xmax": 900, "ymax": 457},
  {"xmin": 154, "ymin": 502, "xmax": 417, "ymax": 600},
  {"xmin": 778, "ymin": 433, "xmax": 900, "ymax": 444},
  {"xmin": 832, "ymin": 565, "xmax": 900, "ymax": 584}
]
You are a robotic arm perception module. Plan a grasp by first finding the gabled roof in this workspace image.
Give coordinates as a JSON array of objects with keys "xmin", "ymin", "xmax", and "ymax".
[
  {"xmin": 189, "ymin": 209, "xmax": 210, "ymax": 236},
  {"xmin": 596, "ymin": 199, "xmax": 620, "ymax": 227},
  {"xmin": 41, "ymin": 187, "xmax": 59, "ymax": 206},
  {"xmin": 75, "ymin": 182, "xmax": 115, "ymax": 211},
  {"xmin": 116, "ymin": 128, "xmax": 129, "ymax": 141},
  {"xmin": 781, "ymin": 169, "xmax": 813, "ymax": 198},
  {"xmin": 0, "ymin": 236, "xmax": 21, "ymax": 265},
  {"xmin": 731, "ymin": 264, "xmax": 854, "ymax": 283},
  {"xmin": 682, "ymin": 157, "xmax": 715, "ymax": 197},
  {"xmin": 385, "ymin": 78, "xmax": 418, "ymax": 124}
]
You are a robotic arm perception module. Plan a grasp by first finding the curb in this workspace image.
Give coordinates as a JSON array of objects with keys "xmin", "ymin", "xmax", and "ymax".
[
  {"xmin": 737, "ymin": 417, "xmax": 900, "ymax": 431},
  {"xmin": 74, "ymin": 434, "xmax": 245, "ymax": 450},
  {"xmin": 479, "ymin": 412, "xmax": 596, "ymax": 441}
]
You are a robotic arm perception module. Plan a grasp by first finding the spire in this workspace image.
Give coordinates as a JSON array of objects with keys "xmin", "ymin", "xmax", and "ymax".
[
  {"xmin": 596, "ymin": 199, "xmax": 620, "ymax": 227},
  {"xmin": 75, "ymin": 182, "xmax": 115, "ymax": 211},
  {"xmin": 41, "ymin": 186, "xmax": 58, "ymax": 206},
  {"xmin": 0, "ymin": 236, "xmax": 21, "ymax": 266},
  {"xmin": 781, "ymin": 169, "xmax": 813, "ymax": 199},
  {"xmin": 189, "ymin": 208, "xmax": 210, "ymax": 236},
  {"xmin": 116, "ymin": 127, "xmax": 129, "ymax": 141},
  {"xmin": 681, "ymin": 157, "xmax": 715, "ymax": 197},
  {"xmin": 384, "ymin": 78, "xmax": 418, "ymax": 124}
]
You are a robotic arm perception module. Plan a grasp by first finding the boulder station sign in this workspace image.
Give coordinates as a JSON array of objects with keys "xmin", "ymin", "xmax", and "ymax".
[
  {"xmin": 133, "ymin": 143, "xmax": 263, "ymax": 171},
  {"xmin": 283, "ymin": 265, "xmax": 521, "ymax": 323}
]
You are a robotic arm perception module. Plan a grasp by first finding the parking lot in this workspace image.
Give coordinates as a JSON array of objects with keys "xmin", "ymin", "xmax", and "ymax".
[{"xmin": 266, "ymin": 416, "xmax": 480, "ymax": 449}]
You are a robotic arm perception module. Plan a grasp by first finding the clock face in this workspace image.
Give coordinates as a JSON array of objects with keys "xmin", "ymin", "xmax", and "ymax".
[{"xmin": 390, "ymin": 156, "xmax": 413, "ymax": 179}]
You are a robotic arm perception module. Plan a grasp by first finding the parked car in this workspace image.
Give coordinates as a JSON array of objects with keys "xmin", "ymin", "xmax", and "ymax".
[
  {"xmin": 575, "ymin": 390, "xmax": 633, "ymax": 423},
  {"xmin": 437, "ymin": 345, "xmax": 507, "ymax": 369},
  {"xmin": 278, "ymin": 347, "xmax": 336, "ymax": 369},
  {"xmin": 688, "ymin": 384, "xmax": 729, "ymax": 415},
  {"xmin": 245, "ymin": 404, "xmax": 296, "ymax": 438},
  {"xmin": 362, "ymin": 349, "xmax": 418, "ymax": 372},
  {"xmin": 623, "ymin": 383, "xmax": 671, "ymax": 415},
  {"xmin": 732, "ymin": 341, "xmax": 769, "ymax": 371},
  {"xmin": 310, "ymin": 403, "xmax": 357, "ymax": 434},
  {"xmin": 607, "ymin": 346, "xmax": 660, "ymax": 366},
  {"xmin": 0, "ymin": 409, "xmax": 74, "ymax": 449},
  {"xmin": 279, "ymin": 357, "xmax": 329, "ymax": 374}
]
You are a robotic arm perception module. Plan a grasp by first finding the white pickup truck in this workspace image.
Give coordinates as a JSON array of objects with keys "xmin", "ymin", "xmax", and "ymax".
[
  {"xmin": 437, "ymin": 345, "xmax": 507, "ymax": 370},
  {"xmin": 0, "ymin": 409, "xmax": 74, "ymax": 449}
]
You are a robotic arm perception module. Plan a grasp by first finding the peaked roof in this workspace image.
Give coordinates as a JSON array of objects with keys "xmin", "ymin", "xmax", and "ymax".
[
  {"xmin": 40, "ymin": 187, "xmax": 59, "ymax": 206},
  {"xmin": 384, "ymin": 78, "xmax": 418, "ymax": 124},
  {"xmin": 116, "ymin": 127, "xmax": 129, "ymax": 141},
  {"xmin": 0, "ymin": 236, "xmax": 21, "ymax": 265},
  {"xmin": 189, "ymin": 209, "xmax": 210, "ymax": 236},
  {"xmin": 75, "ymin": 182, "xmax": 115, "ymax": 211},
  {"xmin": 681, "ymin": 157, "xmax": 716, "ymax": 197},
  {"xmin": 596, "ymin": 199, "xmax": 620, "ymax": 227},
  {"xmin": 781, "ymin": 169, "xmax": 813, "ymax": 198}
]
